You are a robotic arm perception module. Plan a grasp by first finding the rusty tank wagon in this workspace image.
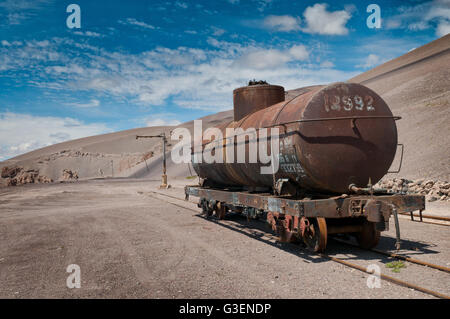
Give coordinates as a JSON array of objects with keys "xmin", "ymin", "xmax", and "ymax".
[{"xmin": 185, "ymin": 81, "xmax": 425, "ymax": 252}]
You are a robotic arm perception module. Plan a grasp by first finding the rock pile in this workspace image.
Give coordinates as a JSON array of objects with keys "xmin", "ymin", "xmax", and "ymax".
[
  {"xmin": 375, "ymin": 178, "xmax": 450, "ymax": 202},
  {"xmin": 1, "ymin": 166, "xmax": 52, "ymax": 186},
  {"xmin": 61, "ymin": 169, "xmax": 79, "ymax": 181}
]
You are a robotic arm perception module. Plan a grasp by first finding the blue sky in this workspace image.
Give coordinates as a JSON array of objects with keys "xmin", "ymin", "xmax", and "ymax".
[{"xmin": 0, "ymin": 0, "xmax": 448, "ymax": 160}]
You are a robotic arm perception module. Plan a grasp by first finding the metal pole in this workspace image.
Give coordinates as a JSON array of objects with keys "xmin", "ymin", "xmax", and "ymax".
[
  {"xmin": 162, "ymin": 133, "xmax": 166, "ymax": 175},
  {"xmin": 161, "ymin": 132, "xmax": 167, "ymax": 188},
  {"xmin": 136, "ymin": 133, "xmax": 168, "ymax": 188},
  {"xmin": 392, "ymin": 206, "xmax": 401, "ymax": 250}
]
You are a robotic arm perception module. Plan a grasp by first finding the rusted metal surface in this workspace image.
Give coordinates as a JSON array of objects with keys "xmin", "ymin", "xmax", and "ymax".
[
  {"xmin": 233, "ymin": 84, "xmax": 285, "ymax": 121},
  {"xmin": 188, "ymin": 182, "xmax": 427, "ymax": 252},
  {"xmin": 193, "ymin": 82, "xmax": 399, "ymax": 194},
  {"xmin": 327, "ymin": 224, "xmax": 363, "ymax": 234},
  {"xmin": 185, "ymin": 185, "xmax": 425, "ymax": 251},
  {"xmin": 303, "ymin": 217, "xmax": 327, "ymax": 252},
  {"xmin": 185, "ymin": 186, "xmax": 425, "ymax": 221}
]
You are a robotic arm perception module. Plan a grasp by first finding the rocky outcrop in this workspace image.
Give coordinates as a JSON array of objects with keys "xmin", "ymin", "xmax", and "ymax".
[
  {"xmin": 2, "ymin": 166, "xmax": 52, "ymax": 186},
  {"xmin": 61, "ymin": 169, "xmax": 79, "ymax": 182},
  {"xmin": 375, "ymin": 178, "xmax": 450, "ymax": 202},
  {"xmin": 1, "ymin": 166, "xmax": 23, "ymax": 179}
]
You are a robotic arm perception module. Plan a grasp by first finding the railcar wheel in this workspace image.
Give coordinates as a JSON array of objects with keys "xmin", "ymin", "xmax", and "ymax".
[
  {"xmin": 356, "ymin": 220, "xmax": 380, "ymax": 249},
  {"xmin": 215, "ymin": 202, "xmax": 227, "ymax": 220},
  {"xmin": 200, "ymin": 199, "xmax": 214, "ymax": 218},
  {"xmin": 202, "ymin": 207, "xmax": 213, "ymax": 217},
  {"xmin": 303, "ymin": 217, "xmax": 327, "ymax": 252}
]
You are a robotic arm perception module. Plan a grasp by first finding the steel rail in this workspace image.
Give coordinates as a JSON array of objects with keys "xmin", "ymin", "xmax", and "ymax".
[
  {"xmin": 144, "ymin": 190, "xmax": 450, "ymax": 299},
  {"xmin": 320, "ymin": 253, "xmax": 449, "ymax": 299},
  {"xmin": 399, "ymin": 211, "xmax": 450, "ymax": 222},
  {"xmin": 332, "ymin": 238, "xmax": 450, "ymax": 273},
  {"xmin": 405, "ymin": 219, "xmax": 450, "ymax": 227}
]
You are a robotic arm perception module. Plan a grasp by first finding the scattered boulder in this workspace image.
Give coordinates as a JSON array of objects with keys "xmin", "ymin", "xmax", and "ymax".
[
  {"xmin": 375, "ymin": 178, "xmax": 450, "ymax": 202},
  {"xmin": 1, "ymin": 166, "xmax": 23, "ymax": 179},
  {"xmin": 441, "ymin": 183, "xmax": 450, "ymax": 190},
  {"xmin": 61, "ymin": 169, "xmax": 79, "ymax": 182}
]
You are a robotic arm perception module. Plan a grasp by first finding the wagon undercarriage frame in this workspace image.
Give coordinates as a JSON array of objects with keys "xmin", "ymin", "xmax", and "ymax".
[{"xmin": 185, "ymin": 185, "xmax": 425, "ymax": 252}]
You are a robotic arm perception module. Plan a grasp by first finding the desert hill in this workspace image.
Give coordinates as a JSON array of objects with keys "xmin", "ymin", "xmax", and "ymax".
[
  {"xmin": 1, "ymin": 35, "xmax": 449, "ymax": 186},
  {"xmin": 0, "ymin": 111, "xmax": 233, "ymax": 185}
]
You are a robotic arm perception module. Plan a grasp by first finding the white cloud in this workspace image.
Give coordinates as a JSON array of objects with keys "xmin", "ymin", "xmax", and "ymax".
[
  {"xmin": 359, "ymin": 54, "xmax": 383, "ymax": 69},
  {"xmin": 175, "ymin": 1, "xmax": 188, "ymax": 9},
  {"xmin": 408, "ymin": 21, "xmax": 429, "ymax": 31},
  {"xmin": 0, "ymin": 0, "xmax": 49, "ymax": 11},
  {"xmin": 234, "ymin": 45, "xmax": 309, "ymax": 70},
  {"xmin": 302, "ymin": 3, "xmax": 351, "ymax": 35},
  {"xmin": 234, "ymin": 49, "xmax": 290, "ymax": 69},
  {"xmin": 0, "ymin": 0, "xmax": 52, "ymax": 25},
  {"xmin": 6, "ymin": 12, "xmax": 27, "ymax": 24},
  {"xmin": 385, "ymin": 19, "xmax": 402, "ymax": 29},
  {"xmin": 263, "ymin": 15, "xmax": 301, "ymax": 32},
  {"xmin": 119, "ymin": 18, "xmax": 155, "ymax": 30},
  {"xmin": 146, "ymin": 118, "xmax": 181, "ymax": 127},
  {"xmin": 288, "ymin": 45, "xmax": 309, "ymax": 60},
  {"xmin": 66, "ymin": 99, "xmax": 100, "ymax": 108},
  {"xmin": 385, "ymin": 0, "xmax": 450, "ymax": 36},
  {"xmin": 436, "ymin": 20, "xmax": 450, "ymax": 36},
  {"xmin": 425, "ymin": 0, "xmax": 450, "ymax": 21},
  {"xmin": 212, "ymin": 27, "xmax": 226, "ymax": 36},
  {"xmin": 320, "ymin": 60, "xmax": 334, "ymax": 68},
  {"xmin": 0, "ymin": 112, "xmax": 110, "ymax": 160},
  {"xmin": 0, "ymin": 36, "xmax": 355, "ymax": 113},
  {"xmin": 73, "ymin": 31, "xmax": 103, "ymax": 38},
  {"xmin": 256, "ymin": 0, "xmax": 273, "ymax": 12}
]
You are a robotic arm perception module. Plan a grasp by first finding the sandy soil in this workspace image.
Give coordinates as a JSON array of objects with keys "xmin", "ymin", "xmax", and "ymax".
[{"xmin": 0, "ymin": 179, "xmax": 448, "ymax": 299}]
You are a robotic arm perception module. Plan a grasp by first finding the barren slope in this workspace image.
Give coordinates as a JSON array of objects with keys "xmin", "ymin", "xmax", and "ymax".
[{"xmin": 0, "ymin": 111, "xmax": 233, "ymax": 185}]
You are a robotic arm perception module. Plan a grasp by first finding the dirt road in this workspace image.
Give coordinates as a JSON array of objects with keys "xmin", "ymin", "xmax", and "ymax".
[{"xmin": 0, "ymin": 179, "xmax": 448, "ymax": 298}]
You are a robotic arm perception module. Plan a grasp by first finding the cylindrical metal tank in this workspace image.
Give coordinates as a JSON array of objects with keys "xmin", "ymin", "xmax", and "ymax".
[
  {"xmin": 192, "ymin": 82, "xmax": 398, "ymax": 194},
  {"xmin": 233, "ymin": 84, "xmax": 285, "ymax": 121}
]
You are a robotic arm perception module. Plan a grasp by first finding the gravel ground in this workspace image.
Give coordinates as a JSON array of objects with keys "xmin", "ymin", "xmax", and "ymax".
[{"xmin": 0, "ymin": 179, "xmax": 448, "ymax": 299}]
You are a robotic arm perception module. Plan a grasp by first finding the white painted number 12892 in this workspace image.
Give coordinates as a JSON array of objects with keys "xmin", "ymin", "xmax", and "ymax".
[{"xmin": 324, "ymin": 94, "xmax": 375, "ymax": 112}]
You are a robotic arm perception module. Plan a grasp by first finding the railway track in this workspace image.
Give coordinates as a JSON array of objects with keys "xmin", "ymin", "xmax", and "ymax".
[
  {"xmin": 145, "ymin": 189, "xmax": 450, "ymax": 299},
  {"xmin": 400, "ymin": 211, "xmax": 450, "ymax": 222},
  {"xmin": 331, "ymin": 238, "xmax": 450, "ymax": 273},
  {"xmin": 398, "ymin": 212, "xmax": 450, "ymax": 226}
]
